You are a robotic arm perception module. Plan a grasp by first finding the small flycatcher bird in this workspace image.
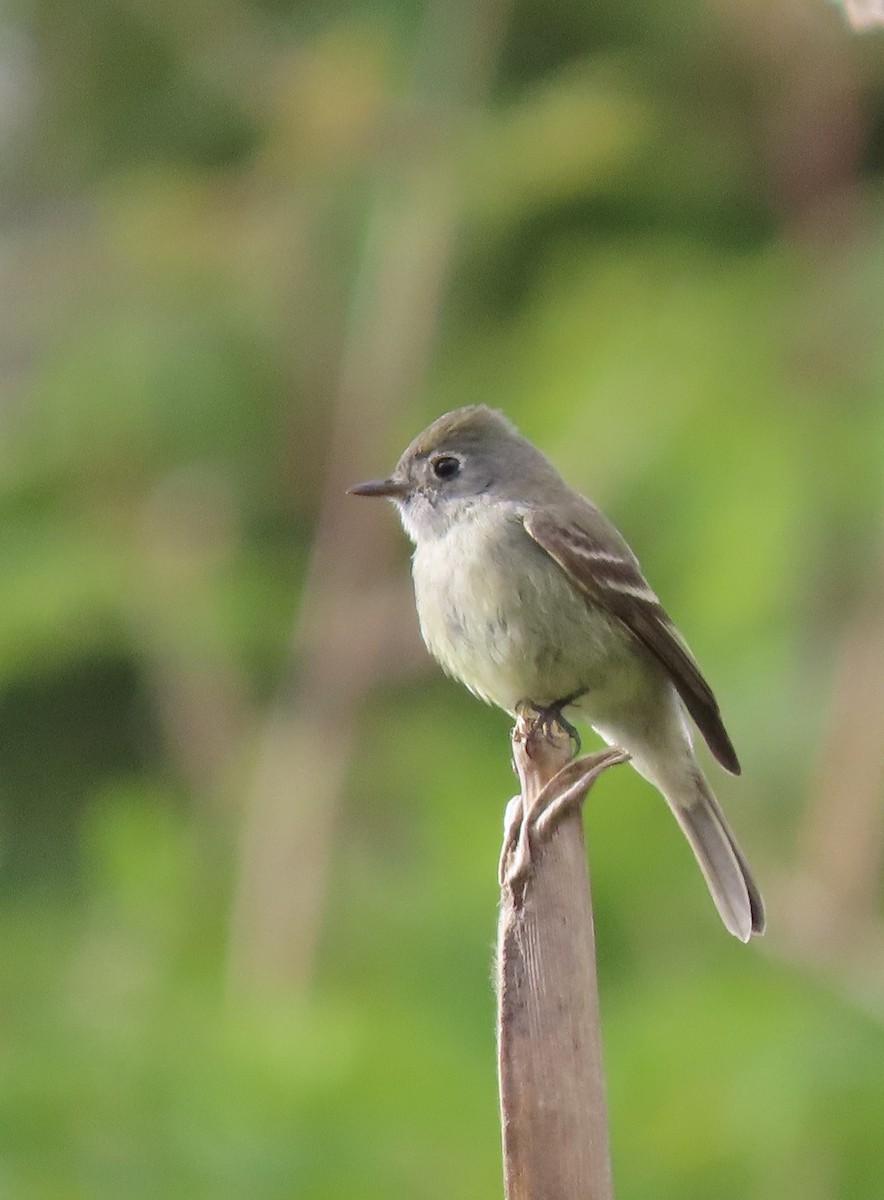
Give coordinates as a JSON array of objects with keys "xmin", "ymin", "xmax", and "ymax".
[{"xmin": 349, "ymin": 405, "xmax": 764, "ymax": 941}]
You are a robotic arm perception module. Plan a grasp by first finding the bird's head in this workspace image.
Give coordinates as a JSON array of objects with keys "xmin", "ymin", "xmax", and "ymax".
[{"xmin": 348, "ymin": 405, "xmax": 559, "ymax": 541}]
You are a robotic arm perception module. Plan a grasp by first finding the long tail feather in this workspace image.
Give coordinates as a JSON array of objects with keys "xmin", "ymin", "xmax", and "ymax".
[{"xmin": 669, "ymin": 771, "xmax": 765, "ymax": 941}]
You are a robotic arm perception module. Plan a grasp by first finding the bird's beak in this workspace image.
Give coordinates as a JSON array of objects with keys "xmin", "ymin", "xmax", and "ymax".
[{"xmin": 346, "ymin": 476, "xmax": 410, "ymax": 499}]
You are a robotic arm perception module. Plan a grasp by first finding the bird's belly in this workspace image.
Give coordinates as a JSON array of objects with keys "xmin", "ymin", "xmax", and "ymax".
[{"xmin": 412, "ymin": 521, "xmax": 647, "ymax": 716}]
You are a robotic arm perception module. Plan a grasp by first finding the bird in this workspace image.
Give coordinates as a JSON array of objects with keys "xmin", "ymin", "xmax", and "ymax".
[{"xmin": 348, "ymin": 405, "xmax": 764, "ymax": 941}]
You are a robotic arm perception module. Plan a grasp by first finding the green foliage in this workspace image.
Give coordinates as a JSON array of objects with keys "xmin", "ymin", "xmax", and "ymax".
[{"xmin": 2, "ymin": 0, "xmax": 884, "ymax": 1196}]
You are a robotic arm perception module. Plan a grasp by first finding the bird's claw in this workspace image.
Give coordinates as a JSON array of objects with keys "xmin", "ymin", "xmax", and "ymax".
[{"xmin": 514, "ymin": 695, "xmax": 584, "ymax": 759}]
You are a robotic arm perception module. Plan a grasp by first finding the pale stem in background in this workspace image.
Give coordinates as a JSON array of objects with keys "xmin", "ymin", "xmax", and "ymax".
[
  {"xmin": 800, "ymin": 597, "xmax": 884, "ymax": 926},
  {"xmin": 226, "ymin": 0, "xmax": 513, "ymax": 996},
  {"xmin": 775, "ymin": 551, "xmax": 884, "ymax": 1020},
  {"xmin": 843, "ymin": 0, "xmax": 884, "ymax": 30}
]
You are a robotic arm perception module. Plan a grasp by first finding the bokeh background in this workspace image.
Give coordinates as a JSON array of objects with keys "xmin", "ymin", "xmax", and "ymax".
[{"xmin": 2, "ymin": 0, "xmax": 884, "ymax": 1196}]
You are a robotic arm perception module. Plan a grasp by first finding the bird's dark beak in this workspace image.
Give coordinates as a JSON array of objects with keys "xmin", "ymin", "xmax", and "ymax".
[{"xmin": 346, "ymin": 476, "xmax": 409, "ymax": 499}]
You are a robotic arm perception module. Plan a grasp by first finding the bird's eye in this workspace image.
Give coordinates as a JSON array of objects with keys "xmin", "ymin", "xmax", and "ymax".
[{"xmin": 431, "ymin": 455, "xmax": 461, "ymax": 480}]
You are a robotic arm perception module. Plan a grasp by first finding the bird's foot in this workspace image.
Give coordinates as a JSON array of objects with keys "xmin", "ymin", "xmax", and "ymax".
[
  {"xmin": 514, "ymin": 693, "xmax": 585, "ymax": 759},
  {"xmin": 499, "ymin": 744, "xmax": 629, "ymax": 889}
]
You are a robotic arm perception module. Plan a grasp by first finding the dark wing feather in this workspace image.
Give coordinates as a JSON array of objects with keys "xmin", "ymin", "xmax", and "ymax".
[{"xmin": 523, "ymin": 506, "xmax": 740, "ymax": 775}]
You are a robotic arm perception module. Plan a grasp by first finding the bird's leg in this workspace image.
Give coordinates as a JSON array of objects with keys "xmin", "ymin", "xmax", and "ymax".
[
  {"xmin": 550, "ymin": 707, "xmax": 581, "ymax": 757},
  {"xmin": 515, "ymin": 692, "xmax": 585, "ymax": 758}
]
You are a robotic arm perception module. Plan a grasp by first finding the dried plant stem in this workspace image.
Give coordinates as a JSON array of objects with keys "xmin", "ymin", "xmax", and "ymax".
[
  {"xmin": 497, "ymin": 715, "xmax": 627, "ymax": 1200},
  {"xmin": 225, "ymin": 0, "xmax": 512, "ymax": 997}
]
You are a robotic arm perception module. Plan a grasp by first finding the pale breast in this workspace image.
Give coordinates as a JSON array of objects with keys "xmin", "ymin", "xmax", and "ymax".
[{"xmin": 411, "ymin": 507, "xmax": 640, "ymax": 714}]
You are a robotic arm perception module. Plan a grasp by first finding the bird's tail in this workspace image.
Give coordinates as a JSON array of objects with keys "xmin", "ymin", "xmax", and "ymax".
[{"xmin": 667, "ymin": 770, "xmax": 765, "ymax": 942}]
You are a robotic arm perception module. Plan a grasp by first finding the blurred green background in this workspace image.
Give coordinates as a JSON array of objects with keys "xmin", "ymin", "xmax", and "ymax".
[{"xmin": 2, "ymin": 0, "xmax": 884, "ymax": 1196}]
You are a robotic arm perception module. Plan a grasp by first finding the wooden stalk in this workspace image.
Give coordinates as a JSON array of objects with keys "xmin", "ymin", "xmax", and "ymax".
[{"xmin": 496, "ymin": 714, "xmax": 627, "ymax": 1200}]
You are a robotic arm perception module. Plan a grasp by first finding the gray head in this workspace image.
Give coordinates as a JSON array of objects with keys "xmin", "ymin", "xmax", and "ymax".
[{"xmin": 348, "ymin": 405, "xmax": 563, "ymax": 541}]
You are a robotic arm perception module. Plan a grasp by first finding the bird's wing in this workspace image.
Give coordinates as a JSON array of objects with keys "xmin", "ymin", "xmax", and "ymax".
[{"xmin": 523, "ymin": 505, "xmax": 740, "ymax": 775}]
